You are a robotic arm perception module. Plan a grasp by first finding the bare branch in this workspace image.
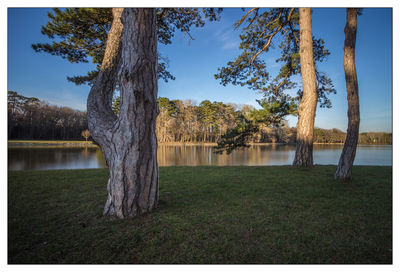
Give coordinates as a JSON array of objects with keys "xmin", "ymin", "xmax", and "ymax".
[
  {"xmin": 257, "ymin": 10, "xmax": 283, "ymax": 39},
  {"xmin": 287, "ymin": 8, "xmax": 300, "ymax": 44},
  {"xmin": 235, "ymin": 8, "xmax": 258, "ymax": 29},
  {"xmin": 246, "ymin": 9, "xmax": 259, "ymax": 29},
  {"xmin": 251, "ymin": 25, "xmax": 282, "ymax": 64}
]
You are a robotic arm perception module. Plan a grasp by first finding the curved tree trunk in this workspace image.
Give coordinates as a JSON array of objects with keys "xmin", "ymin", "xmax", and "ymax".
[
  {"xmin": 87, "ymin": 8, "xmax": 159, "ymax": 218},
  {"xmin": 293, "ymin": 8, "xmax": 318, "ymax": 167},
  {"xmin": 334, "ymin": 8, "xmax": 359, "ymax": 180}
]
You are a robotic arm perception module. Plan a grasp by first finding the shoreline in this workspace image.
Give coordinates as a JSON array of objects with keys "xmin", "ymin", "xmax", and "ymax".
[
  {"xmin": 8, "ymin": 140, "xmax": 98, "ymax": 147},
  {"xmin": 8, "ymin": 140, "xmax": 391, "ymax": 147}
]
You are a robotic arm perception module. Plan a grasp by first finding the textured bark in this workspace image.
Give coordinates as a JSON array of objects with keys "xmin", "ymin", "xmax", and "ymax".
[
  {"xmin": 293, "ymin": 8, "xmax": 318, "ymax": 167},
  {"xmin": 87, "ymin": 8, "xmax": 122, "ymax": 148},
  {"xmin": 334, "ymin": 8, "xmax": 360, "ymax": 180},
  {"xmin": 87, "ymin": 8, "xmax": 159, "ymax": 218}
]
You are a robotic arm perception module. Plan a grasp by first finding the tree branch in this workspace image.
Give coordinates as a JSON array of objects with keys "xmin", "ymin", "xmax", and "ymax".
[
  {"xmin": 87, "ymin": 8, "xmax": 123, "ymax": 142},
  {"xmin": 250, "ymin": 25, "xmax": 282, "ymax": 64},
  {"xmin": 235, "ymin": 8, "xmax": 258, "ymax": 29}
]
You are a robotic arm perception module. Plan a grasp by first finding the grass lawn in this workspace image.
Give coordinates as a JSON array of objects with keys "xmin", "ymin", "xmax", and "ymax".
[{"xmin": 8, "ymin": 166, "xmax": 392, "ymax": 264}]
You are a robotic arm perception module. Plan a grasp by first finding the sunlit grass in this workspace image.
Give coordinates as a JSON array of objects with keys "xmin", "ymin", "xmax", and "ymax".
[{"xmin": 8, "ymin": 166, "xmax": 392, "ymax": 264}]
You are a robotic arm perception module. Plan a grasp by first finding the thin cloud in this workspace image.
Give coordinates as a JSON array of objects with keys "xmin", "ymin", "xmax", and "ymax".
[
  {"xmin": 222, "ymin": 40, "xmax": 240, "ymax": 50},
  {"xmin": 213, "ymin": 19, "xmax": 240, "ymax": 51}
]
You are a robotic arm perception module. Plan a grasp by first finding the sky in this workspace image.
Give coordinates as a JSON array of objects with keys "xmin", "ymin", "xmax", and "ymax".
[{"xmin": 7, "ymin": 7, "xmax": 393, "ymax": 132}]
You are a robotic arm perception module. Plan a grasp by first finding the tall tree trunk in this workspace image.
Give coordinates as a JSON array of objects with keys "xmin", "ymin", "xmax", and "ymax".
[
  {"xmin": 87, "ymin": 8, "xmax": 159, "ymax": 218},
  {"xmin": 293, "ymin": 8, "xmax": 318, "ymax": 167},
  {"xmin": 334, "ymin": 8, "xmax": 359, "ymax": 180}
]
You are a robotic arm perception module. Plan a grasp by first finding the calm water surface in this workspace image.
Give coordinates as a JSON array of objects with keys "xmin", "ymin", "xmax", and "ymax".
[{"xmin": 8, "ymin": 144, "xmax": 392, "ymax": 171}]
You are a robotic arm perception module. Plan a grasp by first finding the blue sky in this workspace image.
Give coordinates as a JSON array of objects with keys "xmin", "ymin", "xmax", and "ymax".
[{"xmin": 7, "ymin": 7, "xmax": 392, "ymax": 132}]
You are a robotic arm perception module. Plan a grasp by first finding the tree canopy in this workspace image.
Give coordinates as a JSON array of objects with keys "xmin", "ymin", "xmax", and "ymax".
[
  {"xmin": 32, "ymin": 8, "xmax": 222, "ymax": 85},
  {"xmin": 214, "ymin": 8, "xmax": 335, "ymax": 108},
  {"xmin": 215, "ymin": 97, "xmax": 297, "ymax": 154}
]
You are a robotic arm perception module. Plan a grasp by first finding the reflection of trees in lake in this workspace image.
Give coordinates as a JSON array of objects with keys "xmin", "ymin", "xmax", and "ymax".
[
  {"xmin": 107, "ymin": 144, "xmax": 391, "ymax": 166},
  {"xmin": 8, "ymin": 147, "xmax": 106, "ymax": 170},
  {"xmin": 8, "ymin": 144, "xmax": 392, "ymax": 170},
  {"xmin": 81, "ymin": 147, "xmax": 89, "ymax": 158},
  {"xmin": 156, "ymin": 145, "xmax": 292, "ymax": 166},
  {"xmin": 8, "ymin": 148, "xmax": 62, "ymax": 170}
]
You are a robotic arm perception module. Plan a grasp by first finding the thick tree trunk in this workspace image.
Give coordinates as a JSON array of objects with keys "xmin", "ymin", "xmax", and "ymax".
[
  {"xmin": 87, "ymin": 8, "xmax": 159, "ymax": 218},
  {"xmin": 293, "ymin": 8, "xmax": 318, "ymax": 167},
  {"xmin": 334, "ymin": 8, "xmax": 359, "ymax": 180}
]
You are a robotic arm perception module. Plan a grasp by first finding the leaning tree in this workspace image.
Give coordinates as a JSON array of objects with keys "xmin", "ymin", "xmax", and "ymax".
[
  {"xmin": 334, "ymin": 8, "xmax": 361, "ymax": 180},
  {"xmin": 215, "ymin": 8, "xmax": 335, "ymax": 166},
  {"xmin": 33, "ymin": 7, "xmax": 221, "ymax": 218}
]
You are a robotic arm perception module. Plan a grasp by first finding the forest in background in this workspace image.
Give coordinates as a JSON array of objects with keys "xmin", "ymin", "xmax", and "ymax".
[
  {"xmin": 8, "ymin": 91, "xmax": 392, "ymax": 145},
  {"xmin": 8, "ymin": 91, "xmax": 87, "ymax": 140}
]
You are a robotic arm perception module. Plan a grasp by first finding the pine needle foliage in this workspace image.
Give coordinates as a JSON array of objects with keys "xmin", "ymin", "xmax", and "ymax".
[
  {"xmin": 215, "ymin": 8, "xmax": 335, "ymax": 108},
  {"xmin": 32, "ymin": 8, "xmax": 222, "ymax": 85},
  {"xmin": 215, "ymin": 96, "xmax": 297, "ymax": 154}
]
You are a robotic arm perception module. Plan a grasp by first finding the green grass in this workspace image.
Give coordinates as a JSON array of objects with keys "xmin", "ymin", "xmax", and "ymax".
[{"xmin": 8, "ymin": 166, "xmax": 392, "ymax": 264}]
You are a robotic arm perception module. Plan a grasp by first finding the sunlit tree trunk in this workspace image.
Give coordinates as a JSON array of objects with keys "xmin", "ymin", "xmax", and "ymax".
[
  {"xmin": 334, "ymin": 8, "xmax": 360, "ymax": 180},
  {"xmin": 87, "ymin": 8, "xmax": 159, "ymax": 218},
  {"xmin": 293, "ymin": 8, "xmax": 318, "ymax": 167}
]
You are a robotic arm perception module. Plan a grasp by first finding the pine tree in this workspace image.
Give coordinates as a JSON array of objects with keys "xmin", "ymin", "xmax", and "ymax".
[
  {"xmin": 34, "ymin": 7, "xmax": 222, "ymax": 218},
  {"xmin": 33, "ymin": 8, "xmax": 222, "ymax": 85},
  {"xmin": 215, "ymin": 8, "xmax": 335, "ymax": 165},
  {"xmin": 215, "ymin": 97, "xmax": 297, "ymax": 154},
  {"xmin": 292, "ymin": 8, "xmax": 318, "ymax": 166},
  {"xmin": 334, "ymin": 8, "xmax": 361, "ymax": 179}
]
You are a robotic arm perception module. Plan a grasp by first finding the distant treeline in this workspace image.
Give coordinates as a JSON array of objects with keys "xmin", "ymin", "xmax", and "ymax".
[
  {"xmin": 155, "ymin": 98, "xmax": 392, "ymax": 145},
  {"xmin": 8, "ymin": 91, "xmax": 87, "ymax": 140},
  {"xmin": 314, "ymin": 128, "xmax": 392, "ymax": 145},
  {"xmin": 8, "ymin": 91, "xmax": 392, "ymax": 144}
]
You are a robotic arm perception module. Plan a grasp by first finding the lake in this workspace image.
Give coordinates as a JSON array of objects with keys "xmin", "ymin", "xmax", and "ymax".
[{"xmin": 8, "ymin": 144, "xmax": 392, "ymax": 171}]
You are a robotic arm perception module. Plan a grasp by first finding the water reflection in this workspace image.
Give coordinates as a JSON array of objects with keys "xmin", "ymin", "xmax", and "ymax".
[
  {"xmin": 8, "ymin": 144, "xmax": 392, "ymax": 171},
  {"xmin": 8, "ymin": 147, "xmax": 107, "ymax": 171},
  {"xmin": 157, "ymin": 144, "xmax": 293, "ymax": 166}
]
